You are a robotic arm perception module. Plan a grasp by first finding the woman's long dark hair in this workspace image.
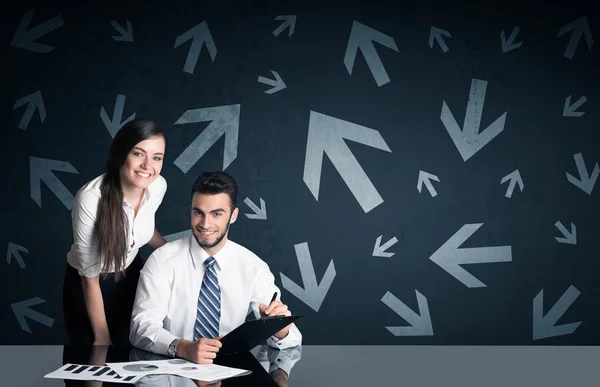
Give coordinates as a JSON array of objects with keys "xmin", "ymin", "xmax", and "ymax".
[{"xmin": 95, "ymin": 120, "xmax": 165, "ymax": 281}]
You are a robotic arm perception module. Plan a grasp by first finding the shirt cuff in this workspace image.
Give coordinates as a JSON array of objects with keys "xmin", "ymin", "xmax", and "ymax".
[
  {"xmin": 152, "ymin": 330, "xmax": 179, "ymax": 356},
  {"xmin": 266, "ymin": 324, "xmax": 301, "ymax": 349}
]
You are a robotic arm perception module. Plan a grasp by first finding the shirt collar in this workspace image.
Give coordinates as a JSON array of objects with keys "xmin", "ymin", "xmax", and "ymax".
[{"xmin": 189, "ymin": 235, "xmax": 231, "ymax": 271}]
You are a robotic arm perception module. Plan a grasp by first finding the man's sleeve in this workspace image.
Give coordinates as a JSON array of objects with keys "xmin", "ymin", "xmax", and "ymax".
[{"xmin": 129, "ymin": 252, "xmax": 177, "ymax": 355}]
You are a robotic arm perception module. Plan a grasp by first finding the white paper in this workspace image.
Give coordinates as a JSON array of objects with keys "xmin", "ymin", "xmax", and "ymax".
[
  {"xmin": 106, "ymin": 359, "xmax": 252, "ymax": 383},
  {"xmin": 44, "ymin": 363, "xmax": 144, "ymax": 384}
]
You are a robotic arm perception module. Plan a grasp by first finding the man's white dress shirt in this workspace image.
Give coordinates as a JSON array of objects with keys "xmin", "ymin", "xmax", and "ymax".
[
  {"xmin": 130, "ymin": 235, "xmax": 302, "ymax": 370},
  {"xmin": 66, "ymin": 174, "xmax": 167, "ymax": 277}
]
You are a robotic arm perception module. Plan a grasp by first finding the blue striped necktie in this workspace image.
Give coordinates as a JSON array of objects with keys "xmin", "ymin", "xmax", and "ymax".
[{"xmin": 194, "ymin": 256, "xmax": 221, "ymax": 341}]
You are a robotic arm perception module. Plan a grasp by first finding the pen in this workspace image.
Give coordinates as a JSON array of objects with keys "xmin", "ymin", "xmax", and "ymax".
[{"xmin": 261, "ymin": 292, "xmax": 278, "ymax": 318}]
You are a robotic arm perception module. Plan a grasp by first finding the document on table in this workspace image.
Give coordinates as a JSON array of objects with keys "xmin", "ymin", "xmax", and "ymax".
[
  {"xmin": 107, "ymin": 359, "xmax": 252, "ymax": 383},
  {"xmin": 45, "ymin": 363, "xmax": 144, "ymax": 383}
]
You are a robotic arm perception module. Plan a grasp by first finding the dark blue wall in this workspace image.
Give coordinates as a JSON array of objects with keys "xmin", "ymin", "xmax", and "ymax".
[{"xmin": 2, "ymin": 0, "xmax": 599, "ymax": 344}]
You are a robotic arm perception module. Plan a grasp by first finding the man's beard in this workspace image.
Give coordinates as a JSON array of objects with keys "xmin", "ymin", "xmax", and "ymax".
[{"xmin": 193, "ymin": 218, "xmax": 231, "ymax": 249}]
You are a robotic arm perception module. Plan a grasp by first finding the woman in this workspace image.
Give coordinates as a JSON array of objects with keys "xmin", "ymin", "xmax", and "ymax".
[{"xmin": 63, "ymin": 119, "xmax": 168, "ymax": 345}]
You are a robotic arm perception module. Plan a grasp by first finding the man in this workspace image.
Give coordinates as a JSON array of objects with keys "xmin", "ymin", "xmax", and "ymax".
[{"xmin": 130, "ymin": 171, "xmax": 301, "ymax": 384}]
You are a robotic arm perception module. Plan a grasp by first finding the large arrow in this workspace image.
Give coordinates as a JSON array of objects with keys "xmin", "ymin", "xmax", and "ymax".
[
  {"xmin": 533, "ymin": 285, "xmax": 581, "ymax": 340},
  {"xmin": 280, "ymin": 242, "xmax": 336, "ymax": 312},
  {"xmin": 110, "ymin": 20, "xmax": 133, "ymax": 42},
  {"xmin": 441, "ymin": 78, "xmax": 507, "ymax": 161},
  {"xmin": 7, "ymin": 242, "xmax": 28, "ymax": 269},
  {"xmin": 563, "ymin": 95, "xmax": 587, "ymax": 117},
  {"xmin": 13, "ymin": 90, "xmax": 46, "ymax": 130},
  {"xmin": 303, "ymin": 111, "xmax": 392, "ymax": 213},
  {"xmin": 272, "ymin": 15, "xmax": 296, "ymax": 37},
  {"xmin": 429, "ymin": 26, "xmax": 451, "ymax": 53},
  {"xmin": 174, "ymin": 21, "xmax": 217, "ymax": 74},
  {"xmin": 566, "ymin": 152, "xmax": 598, "ymax": 195},
  {"xmin": 100, "ymin": 94, "xmax": 136, "ymax": 138},
  {"xmin": 500, "ymin": 169, "xmax": 524, "ymax": 198},
  {"xmin": 173, "ymin": 104, "xmax": 240, "ymax": 173},
  {"xmin": 344, "ymin": 21, "xmax": 399, "ymax": 87},
  {"xmin": 11, "ymin": 297, "xmax": 54, "ymax": 333},
  {"xmin": 10, "ymin": 8, "xmax": 64, "ymax": 53},
  {"xmin": 382, "ymin": 290, "xmax": 433, "ymax": 336},
  {"xmin": 30, "ymin": 157, "xmax": 79, "ymax": 210},
  {"xmin": 557, "ymin": 16, "xmax": 593, "ymax": 60},
  {"xmin": 244, "ymin": 197, "xmax": 267, "ymax": 220},
  {"xmin": 429, "ymin": 223, "xmax": 512, "ymax": 288},
  {"xmin": 500, "ymin": 26, "xmax": 522, "ymax": 53}
]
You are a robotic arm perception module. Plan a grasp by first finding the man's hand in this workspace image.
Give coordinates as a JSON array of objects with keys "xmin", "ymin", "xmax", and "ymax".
[
  {"xmin": 259, "ymin": 300, "xmax": 292, "ymax": 339},
  {"xmin": 270, "ymin": 368, "xmax": 289, "ymax": 387},
  {"xmin": 176, "ymin": 338, "xmax": 222, "ymax": 364}
]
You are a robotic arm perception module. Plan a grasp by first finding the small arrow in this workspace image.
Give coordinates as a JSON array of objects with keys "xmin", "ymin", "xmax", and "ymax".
[
  {"xmin": 244, "ymin": 197, "xmax": 267, "ymax": 220},
  {"xmin": 280, "ymin": 242, "xmax": 336, "ymax": 312},
  {"xmin": 555, "ymin": 221, "xmax": 576, "ymax": 245},
  {"xmin": 257, "ymin": 70, "xmax": 287, "ymax": 94},
  {"xmin": 100, "ymin": 94, "xmax": 136, "ymax": 138},
  {"xmin": 7, "ymin": 242, "xmax": 28, "ymax": 269},
  {"xmin": 110, "ymin": 20, "xmax": 133, "ymax": 42},
  {"xmin": 382, "ymin": 290, "xmax": 434, "ymax": 336},
  {"xmin": 13, "ymin": 90, "xmax": 46, "ymax": 130},
  {"xmin": 11, "ymin": 297, "xmax": 54, "ymax": 333},
  {"xmin": 429, "ymin": 26, "xmax": 451, "ymax": 53},
  {"xmin": 563, "ymin": 95, "xmax": 587, "ymax": 117},
  {"xmin": 500, "ymin": 26, "xmax": 523, "ymax": 52},
  {"xmin": 173, "ymin": 104, "xmax": 240, "ymax": 173},
  {"xmin": 533, "ymin": 285, "xmax": 582, "ymax": 340},
  {"xmin": 372, "ymin": 235, "xmax": 398, "ymax": 258},
  {"xmin": 303, "ymin": 111, "xmax": 392, "ymax": 213},
  {"xmin": 272, "ymin": 15, "xmax": 296, "ymax": 37},
  {"xmin": 10, "ymin": 9, "xmax": 65, "ymax": 53},
  {"xmin": 417, "ymin": 170, "xmax": 440, "ymax": 197},
  {"xmin": 344, "ymin": 20, "xmax": 399, "ymax": 87},
  {"xmin": 557, "ymin": 16, "xmax": 593, "ymax": 60},
  {"xmin": 174, "ymin": 21, "xmax": 217, "ymax": 74},
  {"xmin": 441, "ymin": 78, "xmax": 507, "ymax": 161},
  {"xmin": 164, "ymin": 230, "xmax": 192, "ymax": 243},
  {"xmin": 500, "ymin": 169, "xmax": 524, "ymax": 198},
  {"xmin": 30, "ymin": 157, "xmax": 79, "ymax": 210},
  {"xmin": 566, "ymin": 153, "xmax": 598, "ymax": 195},
  {"xmin": 429, "ymin": 223, "xmax": 512, "ymax": 288}
]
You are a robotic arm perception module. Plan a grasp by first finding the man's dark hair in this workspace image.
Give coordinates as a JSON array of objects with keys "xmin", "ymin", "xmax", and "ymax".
[{"xmin": 191, "ymin": 171, "xmax": 238, "ymax": 210}]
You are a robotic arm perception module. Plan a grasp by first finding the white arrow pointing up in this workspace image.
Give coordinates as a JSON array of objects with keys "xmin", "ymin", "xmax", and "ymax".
[
  {"xmin": 13, "ymin": 90, "xmax": 46, "ymax": 130},
  {"xmin": 30, "ymin": 157, "xmax": 79, "ymax": 210},
  {"xmin": 272, "ymin": 15, "xmax": 296, "ymax": 37},
  {"xmin": 7, "ymin": 242, "xmax": 28, "ymax": 269},
  {"xmin": 344, "ymin": 21, "xmax": 399, "ymax": 87},
  {"xmin": 11, "ymin": 297, "xmax": 54, "ymax": 333},
  {"xmin": 174, "ymin": 21, "xmax": 217, "ymax": 74},
  {"xmin": 173, "ymin": 104, "xmax": 240, "ymax": 173},
  {"xmin": 429, "ymin": 223, "xmax": 512, "ymax": 288},
  {"xmin": 280, "ymin": 242, "xmax": 336, "ymax": 312},
  {"xmin": 500, "ymin": 169, "xmax": 524, "ymax": 198},
  {"xmin": 429, "ymin": 26, "xmax": 451, "ymax": 53},
  {"xmin": 303, "ymin": 111, "xmax": 392, "ymax": 213},
  {"xmin": 441, "ymin": 78, "xmax": 507, "ymax": 161},
  {"xmin": 557, "ymin": 16, "xmax": 593, "ymax": 60},
  {"xmin": 417, "ymin": 170, "xmax": 440, "ymax": 197}
]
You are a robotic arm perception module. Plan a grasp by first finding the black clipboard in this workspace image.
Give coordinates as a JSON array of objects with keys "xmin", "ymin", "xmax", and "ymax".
[{"xmin": 218, "ymin": 315, "xmax": 302, "ymax": 356}]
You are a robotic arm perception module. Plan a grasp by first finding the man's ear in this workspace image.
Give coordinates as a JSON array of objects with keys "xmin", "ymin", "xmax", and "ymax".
[{"xmin": 230, "ymin": 207, "xmax": 239, "ymax": 223}]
